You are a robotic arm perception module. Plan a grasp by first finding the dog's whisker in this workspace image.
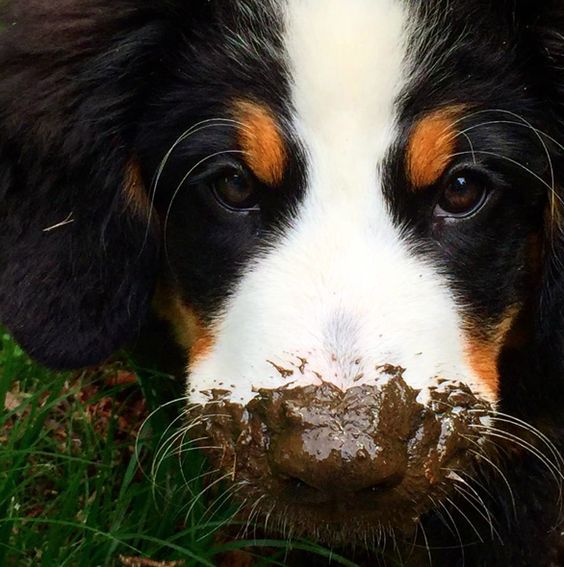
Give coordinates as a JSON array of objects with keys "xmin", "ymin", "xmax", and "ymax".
[
  {"xmin": 447, "ymin": 149, "xmax": 564, "ymax": 209},
  {"xmin": 171, "ymin": 444, "xmax": 222, "ymax": 460},
  {"xmin": 151, "ymin": 416, "xmax": 209, "ymax": 479},
  {"xmin": 141, "ymin": 119, "xmax": 244, "ymax": 252},
  {"xmin": 428, "ymin": 494, "xmax": 457, "ymax": 539},
  {"xmin": 151, "ymin": 409, "xmax": 197, "ymax": 470},
  {"xmin": 485, "ymin": 412, "xmax": 564, "ymax": 467},
  {"xmin": 444, "ymin": 466, "xmax": 497, "ymax": 508},
  {"xmin": 134, "ymin": 395, "xmax": 192, "ymax": 483},
  {"xmin": 199, "ymin": 480, "xmax": 245, "ymax": 524},
  {"xmin": 465, "ymin": 447, "xmax": 518, "ymax": 520},
  {"xmin": 183, "ymin": 470, "xmax": 234, "ymax": 524},
  {"xmin": 436, "ymin": 499, "xmax": 467, "ymax": 565},
  {"xmin": 162, "ymin": 149, "xmax": 245, "ymax": 271},
  {"xmin": 196, "ymin": 490, "xmax": 248, "ymax": 543},
  {"xmin": 150, "ymin": 427, "xmax": 196, "ymax": 499},
  {"xmin": 471, "ymin": 424, "xmax": 563, "ymax": 485},
  {"xmin": 450, "ymin": 482, "xmax": 501, "ymax": 544},
  {"xmin": 443, "ymin": 493, "xmax": 485, "ymax": 544},
  {"xmin": 417, "ymin": 517, "xmax": 433, "ymax": 567},
  {"xmin": 177, "ymin": 467, "xmax": 224, "ymax": 504}
]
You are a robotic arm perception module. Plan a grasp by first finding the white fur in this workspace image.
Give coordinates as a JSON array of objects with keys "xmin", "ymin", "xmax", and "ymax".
[{"xmin": 188, "ymin": 0, "xmax": 488, "ymax": 405}]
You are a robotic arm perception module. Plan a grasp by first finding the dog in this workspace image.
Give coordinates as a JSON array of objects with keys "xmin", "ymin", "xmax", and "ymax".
[{"xmin": 1, "ymin": 1, "xmax": 564, "ymax": 565}]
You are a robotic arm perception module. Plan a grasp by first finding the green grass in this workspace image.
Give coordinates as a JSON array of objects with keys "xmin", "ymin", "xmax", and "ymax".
[{"xmin": 0, "ymin": 334, "xmax": 360, "ymax": 567}]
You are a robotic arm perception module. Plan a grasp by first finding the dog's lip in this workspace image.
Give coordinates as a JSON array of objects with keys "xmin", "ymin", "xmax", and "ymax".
[
  {"xmin": 233, "ymin": 440, "xmax": 475, "ymax": 531},
  {"xmin": 231, "ymin": 483, "xmax": 426, "ymax": 538}
]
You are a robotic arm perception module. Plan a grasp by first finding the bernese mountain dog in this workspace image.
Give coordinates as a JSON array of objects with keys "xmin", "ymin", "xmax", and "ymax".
[{"xmin": 1, "ymin": 1, "xmax": 564, "ymax": 565}]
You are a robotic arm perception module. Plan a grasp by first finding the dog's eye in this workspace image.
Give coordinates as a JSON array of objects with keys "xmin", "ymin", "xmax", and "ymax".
[
  {"xmin": 435, "ymin": 173, "xmax": 488, "ymax": 218},
  {"xmin": 212, "ymin": 168, "xmax": 259, "ymax": 211}
]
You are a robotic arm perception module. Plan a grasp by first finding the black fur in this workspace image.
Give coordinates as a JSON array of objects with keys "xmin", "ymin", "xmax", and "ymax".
[{"xmin": 0, "ymin": 0, "xmax": 167, "ymax": 367}]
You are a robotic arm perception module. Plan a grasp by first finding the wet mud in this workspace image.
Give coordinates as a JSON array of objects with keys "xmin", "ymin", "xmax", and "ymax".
[{"xmin": 191, "ymin": 368, "xmax": 493, "ymax": 536}]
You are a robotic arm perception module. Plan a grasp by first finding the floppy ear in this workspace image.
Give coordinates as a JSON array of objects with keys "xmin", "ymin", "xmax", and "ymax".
[{"xmin": 0, "ymin": 1, "xmax": 170, "ymax": 368}]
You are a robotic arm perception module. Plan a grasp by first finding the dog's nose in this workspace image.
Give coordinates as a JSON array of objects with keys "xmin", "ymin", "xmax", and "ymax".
[
  {"xmin": 253, "ymin": 379, "xmax": 420, "ymax": 499},
  {"xmin": 269, "ymin": 422, "xmax": 407, "ymax": 494}
]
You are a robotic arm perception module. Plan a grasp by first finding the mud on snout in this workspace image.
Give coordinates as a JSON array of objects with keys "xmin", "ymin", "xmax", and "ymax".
[{"xmin": 189, "ymin": 367, "xmax": 493, "ymax": 543}]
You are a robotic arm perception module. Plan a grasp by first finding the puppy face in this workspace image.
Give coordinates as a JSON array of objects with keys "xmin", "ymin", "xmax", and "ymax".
[
  {"xmin": 134, "ymin": 0, "xmax": 550, "ymax": 543},
  {"xmin": 148, "ymin": 0, "xmax": 540, "ymax": 403},
  {"xmin": 1, "ymin": 0, "xmax": 562, "ymax": 560}
]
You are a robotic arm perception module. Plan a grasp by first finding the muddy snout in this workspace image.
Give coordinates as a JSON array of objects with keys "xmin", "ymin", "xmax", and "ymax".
[
  {"xmin": 194, "ymin": 371, "xmax": 493, "ymax": 528},
  {"xmin": 259, "ymin": 381, "xmax": 417, "ymax": 496}
]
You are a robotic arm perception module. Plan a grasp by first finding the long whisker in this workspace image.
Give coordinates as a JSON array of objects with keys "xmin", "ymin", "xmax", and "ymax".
[
  {"xmin": 428, "ymin": 495, "xmax": 457, "ymax": 539},
  {"xmin": 450, "ymin": 482, "xmax": 501, "ymax": 544},
  {"xmin": 140, "ymin": 119, "xmax": 245, "ymax": 255},
  {"xmin": 480, "ymin": 411, "xmax": 564, "ymax": 467},
  {"xmin": 457, "ymin": 118, "xmax": 555, "ymax": 193},
  {"xmin": 436, "ymin": 499, "xmax": 466, "ymax": 566},
  {"xmin": 134, "ymin": 396, "xmax": 192, "ymax": 482},
  {"xmin": 199, "ymin": 480, "xmax": 247, "ymax": 526},
  {"xmin": 471, "ymin": 424, "xmax": 563, "ymax": 484},
  {"xmin": 197, "ymin": 488, "xmax": 248, "ymax": 543},
  {"xmin": 184, "ymin": 471, "xmax": 234, "ymax": 525},
  {"xmin": 151, "ymin": 412, "xmax": 200, "ymax": 482},
  {"xmin": 241, "ymin": 494, "xmax": 267, "ymax": 540},
  {"xmin": 448, "ymin": 150, "xmax": 564, "ymax": 209},
  {"xmin": 150, "ymin": 411, "xmax": 215, "ymax": 485},
  {"xmin": 262, "ymin": 502, "xmax": 276, "ymax": 536},
  {"xmin": 445, "ymin": 467, "xmax": 497, "ymax": 510},
  {"xmin": 448, "ymin": 107, "xmax": 564, "ymax": 233},
  {"xmin": 442, "ymin": 493, "xmax": 485, "ymax": 544},
  {"xmin": 163, "ymin": 149, "xmax": 245, "ymax": 270},
  {"xmin": 418, "ymin": 519, "xmax": 433, "ymax": 567},
  {"xmin": 172, "ymin": 442, "xmax": 221, "ymax": 459},
  {"xmin": 465, "ymin": 447, "xmax": 517, "ymax": 519},
  {"xmin": 175, "ymin": 467, "xmax": 226, "ymax": 510}
]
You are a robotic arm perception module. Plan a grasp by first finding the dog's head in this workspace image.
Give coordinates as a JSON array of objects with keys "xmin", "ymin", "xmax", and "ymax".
[{"xmin": 2, "ymin": 0, "xmax": 564, "ymax": 558}]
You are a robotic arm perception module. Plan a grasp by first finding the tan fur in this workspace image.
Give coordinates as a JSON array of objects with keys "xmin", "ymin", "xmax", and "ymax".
[
  {"xmin": 123, "ymin": 159, "xmax": 152, "ymax": 219},
  {"xmin": 465, "ymin": 306, "xmax": 520, "ymax": 398},
  {"xmin": 407, "ymin": 107, "xmax": 463, "ymax": 189},
  {"xmin": 234, "ymin": 100, "xmax": 286, "ymax": 185}
]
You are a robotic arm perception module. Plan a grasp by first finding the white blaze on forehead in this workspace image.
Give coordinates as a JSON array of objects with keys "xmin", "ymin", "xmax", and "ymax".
[
  {"xmin": 188, "ymin": 0, "xmax": 487, "ymax": 406},
  {"xmin": 284, "ymin": 0, "xmax": 407, "ymax": 158}
]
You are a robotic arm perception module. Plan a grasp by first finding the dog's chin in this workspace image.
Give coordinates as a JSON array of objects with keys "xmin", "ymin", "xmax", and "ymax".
[
  {"xmin": 223, "ymin": 480, "xmax": 431, "ymax": 546},
  {"xmin": 230, "ymin": 491, "xmax": 419, "ymax": 547},
  {"xmin": 189, "ymin": 373, "xmax": 494, "ymax": 544}
]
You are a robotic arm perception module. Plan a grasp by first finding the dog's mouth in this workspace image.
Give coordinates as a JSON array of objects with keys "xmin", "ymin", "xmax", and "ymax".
[{"xmin": 189, "ymin": 368, "xmax": 493, "ymax": 542}]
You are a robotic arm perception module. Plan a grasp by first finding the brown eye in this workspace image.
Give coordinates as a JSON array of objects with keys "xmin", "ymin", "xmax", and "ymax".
[
  {"xmin": 212, "ymin": 169, "xmax": 259, "ymax": 211},
  {"xmin": 436, "ymin": 174, "xmax": 488, "ymax": 217}
]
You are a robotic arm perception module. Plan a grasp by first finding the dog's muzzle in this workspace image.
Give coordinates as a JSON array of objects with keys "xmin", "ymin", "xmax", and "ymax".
[{"xmin": 190, "ymin": 368, "xmax": 492, "ymax": 537}]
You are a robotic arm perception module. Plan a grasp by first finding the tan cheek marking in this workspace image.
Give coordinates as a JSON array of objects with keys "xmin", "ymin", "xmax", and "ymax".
[
  {"xmin": 407, "ymin": 107, "xmax": 462, "ymax": 189},
  {"xmin": 190, "ymin": 331, "xmax": 215, "ymax": 365},
  {"xmin": 465, "ymin": 306, "xmax": 520, "ymax": 399},
  {"xmin": 234, "ymin": 100, "xmax": 286, "ymax": 185},
  {"xmin": 123, "ymin": 159, "xmax": 152, "ymax": 219},
  {"xmin": 152, "ymin": 284, "xmax": 214, "ymax": 364}
]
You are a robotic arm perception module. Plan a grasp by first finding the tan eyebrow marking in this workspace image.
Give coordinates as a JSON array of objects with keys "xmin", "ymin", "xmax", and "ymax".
[
  {"xmin": 407, "ymin": 107, "xmax": 464, "ymax": 189},
  {"xmin": 233, "ymin": 100, "xmax": 287, "ymax": 185}
]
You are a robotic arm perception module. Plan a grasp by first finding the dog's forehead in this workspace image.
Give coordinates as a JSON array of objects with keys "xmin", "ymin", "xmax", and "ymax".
[
  {"xmin": 227, "ymin": 0, "xmax": 410, "ymax": 125},
  {"xmin": 283, "ymin": 0, "xmax": 409, "ymax": 171},
  {"xmin": 216, "ymin": 0, "xmax": 509, "ymax": 178}
]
